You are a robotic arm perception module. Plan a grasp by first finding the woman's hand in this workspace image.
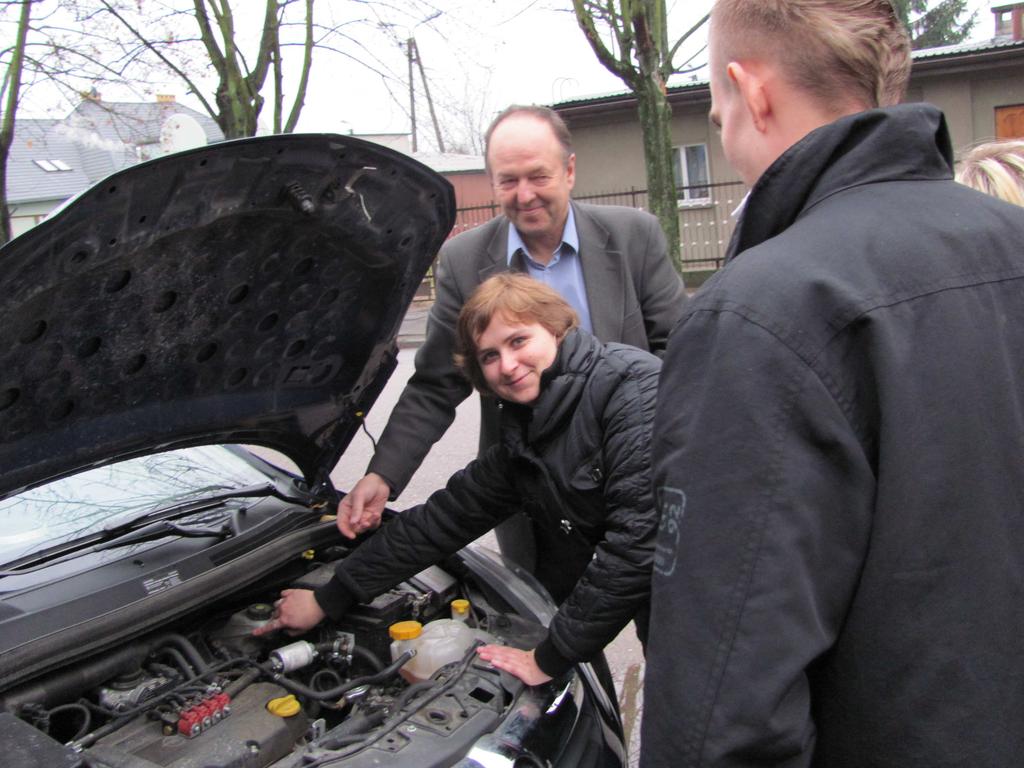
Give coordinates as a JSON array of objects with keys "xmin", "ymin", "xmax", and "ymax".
[
  {"xmin": 475, "ymin": 645, "xmax": 552, "ymax": 686},
  {"xmin": 252, "ymin": 589, "xmax": 325, "ymax": 636}
]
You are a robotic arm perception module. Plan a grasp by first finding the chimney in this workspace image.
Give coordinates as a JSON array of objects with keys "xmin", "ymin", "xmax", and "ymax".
[
  {"xmin": 993, "ymin": 3, "xmax": 1024, "ymax": 41},
  {"xmin": 156, "ymin": 94, "xmax": 176, "ymax": 104}
]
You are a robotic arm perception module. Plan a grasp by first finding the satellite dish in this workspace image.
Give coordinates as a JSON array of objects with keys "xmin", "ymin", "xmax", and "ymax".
[{"xmin": 159, "ymin": 114, "xmax": 208, "ymax": 155}]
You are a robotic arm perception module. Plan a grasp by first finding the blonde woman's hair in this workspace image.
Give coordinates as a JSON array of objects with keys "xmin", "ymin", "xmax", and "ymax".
[
  {"xmin": 957, "ymin": 140, "xmax": 1024, "ymax": 207},
  {"xmin": 454, "ymin": 273, "xmax": 578, "ymax": 395},
  {"xmin": 711, "ymin": 0, "xmax": 911, "ymax": 111}
]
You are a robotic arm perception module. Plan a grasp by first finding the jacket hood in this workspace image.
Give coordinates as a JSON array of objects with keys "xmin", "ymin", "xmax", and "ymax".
[
  {"xmin": 726, "ymin": 103, "xmax": 954, "ymax": 261},
  {"xmin": 0, "ymin": 133, "xmax": 455, "ymax": 499}
]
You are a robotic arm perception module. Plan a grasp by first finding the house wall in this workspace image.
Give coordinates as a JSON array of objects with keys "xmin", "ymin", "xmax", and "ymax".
[
  {"xmin": 909, "ymin": 67, "xmax": 1024, "ymax": 153},
  {"xmin": 565, "ymin": 98, "xmax": 743, "ymax": 272},
  {"xmin": 444, "ymin": 171, "xmax": 496, "ymax": 238},
  {"xmin": 569, "ymin": 103, "xmax": 735, "ymax": 193},
  {"xmin": 669, "ymin": 105, "xmax": 742, "ymax": 267},
  {"xmin": 966, "ymin": 69, "xmax": 1024, "ymax": 142},
  {"xmin": 9, "ymin": 199, "xmax": 58, "ymax": 239},
  {"xmin": 571, "ymin": 113, "xmax": 649, "ymax": 194},
  {"xmin": 559, "ymin": 49, "xmax": 1024, "ymax": 273},
  {"xmin": 447, "ymin": 171, "xmax": 492, "ymax": 207}
]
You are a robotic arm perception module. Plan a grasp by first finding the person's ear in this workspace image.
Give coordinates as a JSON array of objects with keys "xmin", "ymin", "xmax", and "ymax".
[{"xmin": 727, "ymin": 61, "xmax": 770, "ymax": 133}]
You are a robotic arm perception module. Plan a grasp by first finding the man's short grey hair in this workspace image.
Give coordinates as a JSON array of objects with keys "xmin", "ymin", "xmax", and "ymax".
[
  {"xmin": 483, "ymin": 105, "xmax": 574, "ymax": 169},
  {"xmin": 711, "ymin": 0, "xmax": 912, "ymax": 110}
]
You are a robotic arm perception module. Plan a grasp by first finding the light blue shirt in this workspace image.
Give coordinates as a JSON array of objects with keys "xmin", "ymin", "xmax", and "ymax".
[{"xmin": 506, "ymin": 206, "xmax": 594, "ymax": 333}]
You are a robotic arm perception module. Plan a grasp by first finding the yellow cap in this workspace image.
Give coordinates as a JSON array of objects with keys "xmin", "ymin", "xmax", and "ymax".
[
  {"xmin": 389, "ymin": 620, "xmax": 423, "ymax": 640},
  {"xmin": 267, "ymin": 694, "xmax": 302, "ymax": 717},
  {"xmin": 451, "ymin": 599, "xmax": 470, "ymax": 616}
]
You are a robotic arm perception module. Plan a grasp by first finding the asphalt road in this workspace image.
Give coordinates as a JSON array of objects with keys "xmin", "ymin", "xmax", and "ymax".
[{"xmin": 327, "ymin": 345, "xmax": 646, "ymax": 766}]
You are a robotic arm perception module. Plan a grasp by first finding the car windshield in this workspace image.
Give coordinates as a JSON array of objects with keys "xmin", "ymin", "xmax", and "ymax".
[{"xmin": 0, "ymin": 446, "xmax": 270, "ymax": 565}]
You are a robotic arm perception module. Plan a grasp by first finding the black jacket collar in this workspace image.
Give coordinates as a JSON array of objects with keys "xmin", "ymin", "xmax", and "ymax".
[{"xmin": 726, "ymin": 103, "xmax": 954, "ymax": 262}]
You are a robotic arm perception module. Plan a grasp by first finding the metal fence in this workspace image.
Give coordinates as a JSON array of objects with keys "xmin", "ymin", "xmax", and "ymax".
[{"xmin": 419, "ymin": 180, "xmax": 748, "ymax": 299}]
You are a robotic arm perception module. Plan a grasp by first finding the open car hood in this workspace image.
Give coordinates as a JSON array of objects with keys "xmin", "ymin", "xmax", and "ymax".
[{"xmin": 0, "ymin": 134, "xmax": 455, "ymax": 499}]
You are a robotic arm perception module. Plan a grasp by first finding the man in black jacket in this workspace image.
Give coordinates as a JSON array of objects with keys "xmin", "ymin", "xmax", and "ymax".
[{"xmin": 643, "ymin": 2, "xmax": 1024, "ymax": 767}]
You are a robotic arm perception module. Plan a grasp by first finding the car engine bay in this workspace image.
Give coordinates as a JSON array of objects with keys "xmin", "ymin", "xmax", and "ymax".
[{"xmin": 0, "ymin": 548, "xmax": 565, "ymax": 768}]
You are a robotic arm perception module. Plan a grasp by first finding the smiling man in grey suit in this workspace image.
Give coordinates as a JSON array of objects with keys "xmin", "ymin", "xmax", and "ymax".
[{"xmin": 337, "ymin": 105, "xmax": 686, "ymax": 570}]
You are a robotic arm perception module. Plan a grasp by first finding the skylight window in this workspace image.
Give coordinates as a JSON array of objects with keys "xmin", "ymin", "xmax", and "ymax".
[{"xmin": 34, "ymin": 159, "xmax": 72, "ymax": 172}]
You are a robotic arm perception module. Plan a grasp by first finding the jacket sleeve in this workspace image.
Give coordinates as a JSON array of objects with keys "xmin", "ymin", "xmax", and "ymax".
[
  {"xmin": 640, "ymin": 308, "xmax": 875, "ymax": 768},
  {"xmin": 366, "ymin": 241, "xmax": 475, "ymax": 497},
  {"xmin": 634, "ymin": 212, "xmax": 687, "ymax": 357},
  {"xmin": 535, "ymin": 353, "xmax": 661, "ymax": 677},
  {"xmin": 315, "ymin": 445, "xmax": 522, "ymax": 620}
]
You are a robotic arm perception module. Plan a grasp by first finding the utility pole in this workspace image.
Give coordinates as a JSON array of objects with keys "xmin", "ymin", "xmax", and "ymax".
[
  {"xmin": 406, "ymin": 38, "xmax": 445, "ymax": 154},
  {"xmin": 407, "ymin": 38, "xmax": 418, "ymax": 153}
]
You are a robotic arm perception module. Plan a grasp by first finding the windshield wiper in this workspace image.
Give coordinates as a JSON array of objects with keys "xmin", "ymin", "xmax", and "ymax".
[
  {"xmin": 0, "ymin": 481, "xmax": 314, "ymax": 577},
  {"xmin": 92, "ymin": 519, "xmax": 234, "ymax": 552},
  {"xmin": 97, "ymin": 482, "xmax": 299, "ymax": 537}
]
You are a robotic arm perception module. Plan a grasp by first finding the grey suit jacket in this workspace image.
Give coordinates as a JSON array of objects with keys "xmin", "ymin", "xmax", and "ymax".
[{"xmin": 367, "ymin": 201, "xmax": 686, "ymax": 496}]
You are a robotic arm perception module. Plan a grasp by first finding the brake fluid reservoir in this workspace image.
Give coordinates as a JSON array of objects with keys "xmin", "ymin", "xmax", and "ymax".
[{"xmin": 389, "ymin": 618, "xmax": 477, "ymax": 683}]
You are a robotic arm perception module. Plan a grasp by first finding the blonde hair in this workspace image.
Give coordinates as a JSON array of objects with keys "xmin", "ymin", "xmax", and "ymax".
[
  {"xmin": 711, "ymin": 0, "xmax": 911, "ymax": 111},
  {"xmin": 454, "ymin": 273, "xmax": 578, "ymax": 395},
  {"xmin": 957, "ymin": 140, "xmax": 1024, "ymax": 207}
]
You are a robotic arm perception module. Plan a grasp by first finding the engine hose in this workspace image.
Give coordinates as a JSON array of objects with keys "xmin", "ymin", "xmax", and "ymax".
[
  {"xmin": 223, "ymin": 667, "xmax": 261, "ymax": 698},
  {"xmin": 310, "ymin": 640, "xmax": 382, "ymax": 672},
  {"xmin": 261, "ymin": 650, "xmax": 414, "ymax": 702},
  {"xmin": 318, "ymin": 710, "xmax": 388, "ymax": 749},
  {"xmin": 311, "ymin": 669, "xmax": 343, "ymax": 692},
  {"xmin": 0, "ymin": 632, "xmax": 204, "ymax": 713},
  {"xmin": 152, "ymin": 647, "xmax": 195, "ymax": 679},
  {"xmin": 155, "ymin": 634, "xmax": 208, "ymax": 674},
  {"xmin": 390, "ymin": 679, "xmax": 439, "ymax": 715},
  {"xmin": 351, "ymin": 646, "xmax": 384, "ymax": 672},
  {"xmin": 71, "ymin": 657, "xmax": 256, "ymax": 750},
  {"xmin": 64, "ymin": 704, "xmax": 93, "ymax": 742},
  {"xmin": 304, "ymin": 643, "xmax": 483, "ymax": 766}
]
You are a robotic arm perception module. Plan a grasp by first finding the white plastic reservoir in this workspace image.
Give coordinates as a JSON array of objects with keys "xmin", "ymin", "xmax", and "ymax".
[{"xmin": 389, "ymin": 618, "xmax": 481, "ymax": 683}]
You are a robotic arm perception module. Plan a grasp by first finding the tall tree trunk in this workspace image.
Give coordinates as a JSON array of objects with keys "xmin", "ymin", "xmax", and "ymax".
[
  {"xmin": 573, "ymin": 0, "xmax": 701, "ymax": 274},
  {"xmin": 215, "ymin": 84, "xmax": 258, "ymax": 138},
  {"xmin": 635, "ymin": 78, "xmax": 681, "ymax": 271},
  {"xmin": 0, "ymin": 0, "xmax": 32, "ymax": 246},
  {"xmin": 632, "ymin": 0, "xmax": 682, "ymax": 271}
]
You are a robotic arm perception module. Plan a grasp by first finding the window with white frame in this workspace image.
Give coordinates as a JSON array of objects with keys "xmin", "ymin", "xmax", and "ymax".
[{"xmin": 672, "ymin": 144, "xmax": 710, "ymax": 204}]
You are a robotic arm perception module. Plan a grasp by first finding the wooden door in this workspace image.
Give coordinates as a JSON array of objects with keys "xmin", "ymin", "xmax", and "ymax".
[{"xmin": 995, "ymin": 105, "xmax": 1024, "ymax": 139}]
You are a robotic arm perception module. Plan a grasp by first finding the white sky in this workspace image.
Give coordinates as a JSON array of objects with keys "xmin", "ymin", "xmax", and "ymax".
[
  {"xmin": 13, "ymin": 0, "xmax": 997, "ymax": 152},
  {"xmin": 289, "ymin": 0, "xmax": 716, "ymax": 145},
  {"xmin": 13, "ymin": 0, "xmax": 714, "ymax": 150},
  {"xmin": 236, "ymin": 0, "xmax": 1002, "ymax": 146}
]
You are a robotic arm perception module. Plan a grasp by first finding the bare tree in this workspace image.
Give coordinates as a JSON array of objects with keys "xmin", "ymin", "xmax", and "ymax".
[
  {"xmin": 71, "ymin": 0, "xmax": 315, "ymax": 139},
  {"xmin": 60, "ymin": 0, "xmax": 455, "ymax": 140},
  {"xmin": 573, "ymin": 1, "xmax": 708, "ymax": 272},
  {"xmin": 440, "ymin": 72, "xmax": 496, "ymax": 156}
]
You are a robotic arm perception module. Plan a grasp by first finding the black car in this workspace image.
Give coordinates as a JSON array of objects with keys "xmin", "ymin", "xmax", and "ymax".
[{"xmin": 0, "ymin": 135, "xmax": 626, "ymax": 767}]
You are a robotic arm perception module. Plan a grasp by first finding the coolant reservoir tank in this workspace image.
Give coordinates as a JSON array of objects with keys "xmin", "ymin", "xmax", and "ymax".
[{"xmin": 389, "ymin": 618, "xmax": 477, "ymax": 683}]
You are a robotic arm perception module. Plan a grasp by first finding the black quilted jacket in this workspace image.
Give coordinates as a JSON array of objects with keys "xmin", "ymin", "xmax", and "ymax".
[{"xmin": 316, "ymin": 329, "xmax": 661, "ymax": 677}]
